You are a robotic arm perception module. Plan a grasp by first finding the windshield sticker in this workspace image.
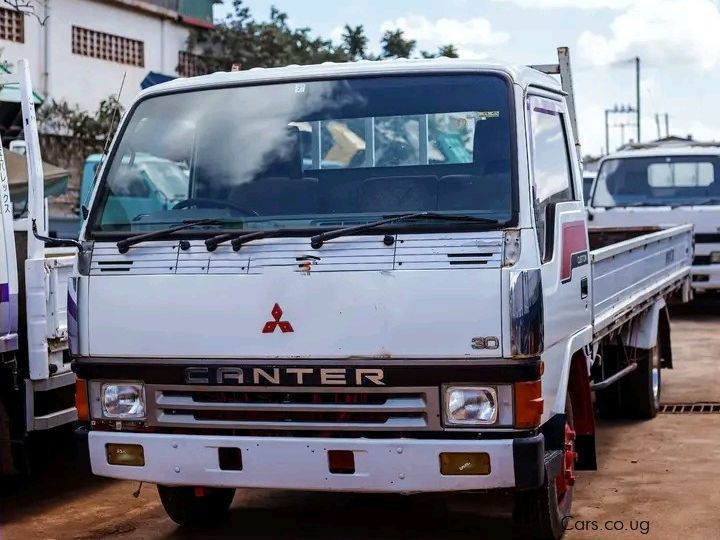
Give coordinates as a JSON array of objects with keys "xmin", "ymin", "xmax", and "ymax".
[
  {"xmin": 475, "ymin": 111, "xmax": 500, "ymax": 120},
  {"xmin": 528, "ymin": 95, "xmax": 565, "ymax": 115},
  {"xmin": 295, "ymin": 83, "xmax": 306, "ymax": 94}
]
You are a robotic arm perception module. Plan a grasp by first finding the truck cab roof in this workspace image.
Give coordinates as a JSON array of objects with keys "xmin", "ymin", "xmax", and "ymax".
[
  {"xmin": 606, "ymin": 144, "xmax": 720, "ymax": 160},
  {"xmin": 139, "ymin": 58, "xmax": 562, "ymax": 99}
]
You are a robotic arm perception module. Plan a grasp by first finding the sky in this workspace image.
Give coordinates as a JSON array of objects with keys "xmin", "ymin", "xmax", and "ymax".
[{"xmin": 215, "ymin": 0, "xmax": 720, "ymax": 156}]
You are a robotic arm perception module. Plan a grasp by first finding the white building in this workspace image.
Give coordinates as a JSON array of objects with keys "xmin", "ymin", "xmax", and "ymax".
[{"xmin": 0, "ymin": 0, "xmax": 214, "ymax": 112}]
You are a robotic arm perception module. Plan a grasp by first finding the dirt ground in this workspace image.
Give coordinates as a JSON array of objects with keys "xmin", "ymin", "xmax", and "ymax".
[{"xmin": 2, "ymin": 305, "xmax": 720, "ymax": 540}]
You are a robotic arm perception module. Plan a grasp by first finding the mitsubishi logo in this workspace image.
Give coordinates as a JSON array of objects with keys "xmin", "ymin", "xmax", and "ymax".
[{"xmin": 262, "ymin": 303, "xmax": 294, "ymax": 333}]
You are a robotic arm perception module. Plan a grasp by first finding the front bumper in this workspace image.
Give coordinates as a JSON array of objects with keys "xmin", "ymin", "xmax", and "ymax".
[
  {"xmin": 83, "ymin": 430, "xmax": 544, "ymax": 493},
  {"xmin": 691, "ymin": 264, "xmax": 720, "ymax": 291}
]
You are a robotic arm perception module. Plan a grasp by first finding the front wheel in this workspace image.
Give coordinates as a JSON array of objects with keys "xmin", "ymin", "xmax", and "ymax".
[
  {"xmin": 513, "ymin": 400, "xmax": 576, "ymax": 540},
  {"xmin": 157, "ymin": 485, "xmax": 235, "ymax": 526}
]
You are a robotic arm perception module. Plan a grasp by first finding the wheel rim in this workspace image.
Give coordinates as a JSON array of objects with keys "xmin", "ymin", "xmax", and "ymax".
[
  {"xmin": 652, "ymin": 349, "xmax": 661, "ymax": 407},
  {"xmin": 555, "ymin": 421, "xmax": 577, "ymax": 503}
]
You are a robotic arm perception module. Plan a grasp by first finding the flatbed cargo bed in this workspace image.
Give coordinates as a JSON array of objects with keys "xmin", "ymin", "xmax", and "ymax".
[{"xmin": 590, "ymin": 224, "xmax": 693, "ymax": 342}]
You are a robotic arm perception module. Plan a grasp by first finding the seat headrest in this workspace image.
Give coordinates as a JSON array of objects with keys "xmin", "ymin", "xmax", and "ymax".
[
  {"xmin": 473, "ymin": 118, "xmax": 510, "ymax": 165},
  {"xmin": 257, "ymin": 126, "xmax": 304, "ymax": 179}
]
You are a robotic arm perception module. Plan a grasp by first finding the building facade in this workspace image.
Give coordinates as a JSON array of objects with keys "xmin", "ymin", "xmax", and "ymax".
[{"xmin": 0, "ymin": 0, "xmax": 213, "ymax": 112}]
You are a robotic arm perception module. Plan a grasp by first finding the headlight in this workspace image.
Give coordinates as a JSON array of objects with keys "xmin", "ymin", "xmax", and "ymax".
[
  {"xmin": 101, "ymin": 383, "xmax": 146, "ymax": 419},
  {"xmin": 710, "ymin": 251, "xmax": 720, "ymax": 264},
  {"xmin": 444, "ymin": 386, "xmax": 498, "ymax": 425}
]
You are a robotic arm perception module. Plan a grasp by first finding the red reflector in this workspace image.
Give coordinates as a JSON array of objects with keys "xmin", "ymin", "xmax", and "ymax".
[{"xmin": 328, "ymin": 450, "xmax": 355, "ymax": 474}]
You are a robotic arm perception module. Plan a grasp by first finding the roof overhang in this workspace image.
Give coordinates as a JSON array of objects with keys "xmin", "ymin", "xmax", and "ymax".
[{"xmin": 103, "ymin": 0, "xmax": 215, "ymax": 29}]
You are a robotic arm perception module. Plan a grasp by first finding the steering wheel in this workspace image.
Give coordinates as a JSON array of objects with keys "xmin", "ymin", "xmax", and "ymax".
[{"xmin": 173, "ymin": 198, "xmax": 259, "ymax": 216}]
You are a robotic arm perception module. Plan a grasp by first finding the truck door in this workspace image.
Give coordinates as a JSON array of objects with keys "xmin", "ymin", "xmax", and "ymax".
[
  {"xmin": 0, "ymin": 146, "xmax": 19, "ymax": 353},
  {"xmin": 527, "ymin": 94, "xmax": 591, "ymax": 414}
]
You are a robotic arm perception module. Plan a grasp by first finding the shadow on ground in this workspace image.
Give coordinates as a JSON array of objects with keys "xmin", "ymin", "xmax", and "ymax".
[
  {"xmin": 162, "ymin": 491, "xmax": 513, "ymax": 540},
  {"xmin": 670, "ymin": 293, "xmax": 720, "ymax": 318},
  {"xmin": 0, "ymin": 425, "xmax": 113, "ymax": 524}
]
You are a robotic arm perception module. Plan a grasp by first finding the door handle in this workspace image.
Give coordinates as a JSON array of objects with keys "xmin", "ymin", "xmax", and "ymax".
[{"xmin": 580, "ymin": 277, "xmax": 588, "ymax": 299}]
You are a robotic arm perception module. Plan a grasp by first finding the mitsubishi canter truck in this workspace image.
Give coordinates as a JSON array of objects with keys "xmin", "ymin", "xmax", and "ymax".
[
  {"xmin": 71, "ymin": 49, "xmax": 691, "ymax": 539},
  {"xmin": 589, "ymin": 142, "xmax": 720, "ymax": 293},
  {"xmin": 1, "ymin": 61, "xmax": 80, "ymax": 475}
]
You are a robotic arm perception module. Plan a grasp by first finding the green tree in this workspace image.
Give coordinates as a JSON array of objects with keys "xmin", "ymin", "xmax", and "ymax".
[
  {"xmin": 341, "ymin": 24, "xmax": 369, "ymax": 61},
  {"xmin": 380, "ymin": 29, "xmax": 417, "ymax": 59},
  {"xmin": 38, "ymin": 97, "xmax": 123, "ymax": 148},
  {"xmin": 185, "ymin": 1, "xmax": 459, "ymax": 70},
  {"xmin": 421, "ymin": 44, "xmax": 460, "ymax": 59},
  {"xmin": 438, "ymin": 44, "xmax": 459, "ymax": 58},
  {"xmin": 186, "ymin": 0, "xmax": 349, "ymax": 72}
]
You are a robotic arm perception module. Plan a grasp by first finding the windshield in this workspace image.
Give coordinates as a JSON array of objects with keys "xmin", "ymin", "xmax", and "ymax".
[
  {"xmin": 592, "ymin": 155, "xmax": 720, "ymax": 207},
  {"xmin": 87, "ymin": 74, "xmax": 514, "ymax": 236}
]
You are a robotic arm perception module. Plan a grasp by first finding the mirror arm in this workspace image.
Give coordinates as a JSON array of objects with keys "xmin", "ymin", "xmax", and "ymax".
[{"xmin": 32, "ymin": 219, "xmax": 85, "ymax": 253}]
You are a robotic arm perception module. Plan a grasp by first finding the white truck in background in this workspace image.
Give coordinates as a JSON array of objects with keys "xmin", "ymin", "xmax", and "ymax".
[
  {"xmin": 0, "ymin": 61, "xmax": 79, "ymax": 475},
  {"xmin": 72, "ymin": 49, "xmax": 692, "ymax": 539},
  {"xmin": 589, "ymin": 142, "xmax": 720, "ymax": 293}
]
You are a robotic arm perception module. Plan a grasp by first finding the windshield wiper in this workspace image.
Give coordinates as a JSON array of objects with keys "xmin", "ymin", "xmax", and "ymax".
[
  {"xmin": 310, "ymin": 211, "xmax": 500, "ymax": 249},
  {"xmin": 205, "ymin": 229, "xmax": 272, "ymax": 252},
  {"xmin": 116, "ymin": 219, "xmax": 224, "ymax": 253}
]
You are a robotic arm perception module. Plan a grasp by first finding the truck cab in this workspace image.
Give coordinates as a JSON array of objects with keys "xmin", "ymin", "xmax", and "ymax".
[
  {"xmin": 1, "ymin": 62, "xmax": 78, "ymax": 475},
  {"xmin": 73, "ymin": 51, "xmax": 691, "ymax": 539},
  {"xmin": 588, "ymin": 144, "xmax": 720, "ymax": 292}
]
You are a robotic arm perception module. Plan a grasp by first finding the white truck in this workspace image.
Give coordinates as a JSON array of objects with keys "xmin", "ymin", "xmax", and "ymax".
[
  {"xmin": 72, "ymin": 49, "xmax": 692, "ymax": 539},
  {"xmin": 0, "ymin": 61, "xmax": 80, "ymax": 475},
  {"xmin": 589, "ymin": 142, "xmax": 720, "ymax": 293}
]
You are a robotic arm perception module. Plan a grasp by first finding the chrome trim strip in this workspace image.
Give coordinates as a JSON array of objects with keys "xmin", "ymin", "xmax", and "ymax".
[
  {"xmin": 74, "ymin": 357, "xmax": 520, "ymax": 366},
  {"xmin": 144, "ymin": 384, "xmax": 442, "ymax": 432}
]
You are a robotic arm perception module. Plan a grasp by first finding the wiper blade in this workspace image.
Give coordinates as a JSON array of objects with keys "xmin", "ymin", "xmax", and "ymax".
[
  {"xmin": 205, "ymin": 229, "xmax": 271, "ymax": 252},
  {"xmin": 116, "ymin": 219, "xmax": 223, "ymax": 253},
  {"xmin": 613, "ymin": 201, "xmax": 648, "ymax": 207},
  {"xmin": 310, "ymin": 211, "xmax": 499, "ymax": 249}
]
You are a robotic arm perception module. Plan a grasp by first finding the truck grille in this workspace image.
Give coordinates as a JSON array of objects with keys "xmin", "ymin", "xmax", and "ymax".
[{"xmin": 145, "ymin": 385, "xmax": 442, "ymax": 431}]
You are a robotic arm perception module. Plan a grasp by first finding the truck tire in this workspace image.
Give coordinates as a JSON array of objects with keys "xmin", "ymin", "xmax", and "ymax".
[
  {"xmin": 595, "ymin": 346, "xmax": 661, "ymax": 420},
  {"xmin": 513, "ymin": 400, "xmax": 575, "ymax": 540},
  {"xmin": 157, "ymin": 485, "xmax": 235, "ymax": 526},
  {"xmin": 619, "ymin": 346, "xmax": 661, "ymax": 420}
]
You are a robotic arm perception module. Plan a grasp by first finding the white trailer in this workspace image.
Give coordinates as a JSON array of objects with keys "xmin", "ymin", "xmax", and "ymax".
[
  {"xmin": 0, "ymin": 60, "xmax": 79, "ymax": 475},
  {"xmin": 73, "ymin": 49, "xmax": 691, "ymax": 539}
]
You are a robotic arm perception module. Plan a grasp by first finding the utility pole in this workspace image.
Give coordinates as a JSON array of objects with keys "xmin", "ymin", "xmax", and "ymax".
[
  {"xmin": 604, "ymin": 104, "xmax": 637, "ymax": 153},
  {"xmin": 605, "ymin": 109, "xmax": 610, "ymax": 154},
  {"xmin": 635, "ymin": 56, "xmax": 641, "ymax": 143},
  {"xmin": 655, "ymin": 114, "xmax": 661, "ymax": 140},
  {"xmin": 665, "ymin": 113, "xmax": 669, "ymax": 137}
]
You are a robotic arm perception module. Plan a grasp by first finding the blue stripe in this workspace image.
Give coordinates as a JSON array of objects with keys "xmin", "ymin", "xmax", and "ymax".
[
  {"xmin": 0, "ymin": 283, "xmax": 8, "ymax": 303},
  {"xmin": 67, "ymin": 292, "xmax": 78, "ymax": 320}
]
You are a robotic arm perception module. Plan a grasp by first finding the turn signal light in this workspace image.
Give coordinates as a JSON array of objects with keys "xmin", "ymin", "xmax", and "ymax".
[
  {"xmin": 440, "ymin": 452, "xmax": 491, "ymax": 475},
  {"xmin": 75, "ymin": 378, "xmax": 89, "ymax": 421},
  {"xmin": 106, "ymin": 443, "xmax": 145, "ymax": 466},
  {"xmin": 514, "ymin": 380, "xmax": 544, "ymax": 428}
]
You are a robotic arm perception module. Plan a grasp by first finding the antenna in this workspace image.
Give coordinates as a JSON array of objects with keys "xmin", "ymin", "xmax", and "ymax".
[
  {"xmin": 102, "ymin": 71, "xmax": 127, "ymax": 156},
  {"xmin": 83, "ymin": 72, "xmax": 126, "ymax": 211}
]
